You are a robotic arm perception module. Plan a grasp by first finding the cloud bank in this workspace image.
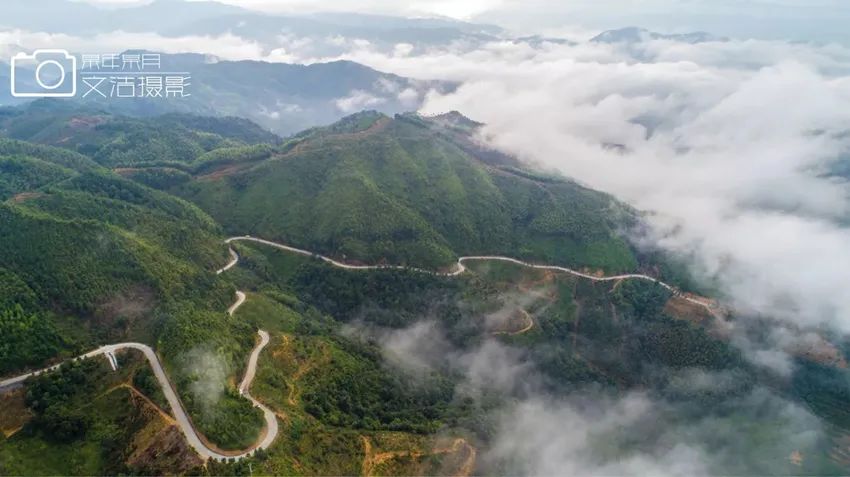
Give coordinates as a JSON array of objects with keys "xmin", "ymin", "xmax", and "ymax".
[
  {"xmin": 327, "ymin": 39, "xmax": 849, "ymax": 474},
  {"xmin": 3, "ymin": 19, "xmax": 847, "ymax": 347},
  {"xmin": 361, "ymin": 318, "xmax": 827, "ymax": 475},
  {"xmin": 330, "ymin": 35, "xmax": 850, "ymax": 335}
]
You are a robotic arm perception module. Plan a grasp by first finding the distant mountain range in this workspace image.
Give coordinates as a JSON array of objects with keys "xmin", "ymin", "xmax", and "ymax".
[
  {"xmin": 1, "ymin": 0, "xmax": 504, "ymax": 56},
  {"xmin": 0, "ymin": 3, "xmax": 731, "ymax": 136},
  {"xmin": 1, "ymin": 53, "xmax": 451, "ymax": 136},
  {"xmin": 591, "ymin": 27, "xmax": 727, "ymax": 45}
]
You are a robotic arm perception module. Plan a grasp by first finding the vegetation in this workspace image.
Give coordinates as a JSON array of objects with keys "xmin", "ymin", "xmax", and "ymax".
[
  {"xmin": 0, "ymin": 305, "xmax": 63, "ymax": 375},
  {"xmin": 178, "ymin": 113, "xmax": 638, "ymax": 272},
  {"xmin": 793, "ymin": 361, "xmax": 850, "ymax": 431},
  {"xmin": 1, "ymin": 104, "xmax": 849, "ymax": 476},
  {"xmin": 25, "ymin": 359, "xmax": 101, "ymax": 442},
  {"xmin": 0, "ymin": 134, "xmax": 257, "ymax": 453},
  {"xmin": 0, "ymin": 155, "xmax": 74, "ymax": 200},
  {"xmin": 613, "ymin": 279, "xmax": 671, "ymax": 320},
  {"xmin": 1, "ymin": 353, "xmax": 205, "ymax": 476},
  {"xmin": 0, "ymin": 101, "xmax": 278, "ymax": 170},
  {"xmin": 298, "ymin": 337, "xmax": 455, "ymax": 432},
  {"xmin": 157, "ymin": 306, "xmax": 264, "ymax": 450}
]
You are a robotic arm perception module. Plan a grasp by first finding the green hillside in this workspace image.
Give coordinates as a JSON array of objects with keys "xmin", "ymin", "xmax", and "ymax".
[
  {"xmin": 0, "ymin": 107, "xmax": 849, "ymax": 476},
  {"xmin": 0, "ymin": 101, "xmax": 279, "ymax": 170},
  {"xmin": 0, "ymin": 134, "xmax": 267, "ymax": 452},
  {"xmin": 178, "ymin": 111, "xmax": 638, "ymax": 272}
]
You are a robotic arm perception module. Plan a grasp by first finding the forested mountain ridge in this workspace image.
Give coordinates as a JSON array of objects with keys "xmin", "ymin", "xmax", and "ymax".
[
  {"xmin": 0, "ymin": 100, "xmax": 279, "ymax": 167},
  {"xmin": 0, "ymin": 50, "xmax": 447, "ymax": 136},
  {"xmin": 0, "ymin": 138, "xmax": 231, "ymax": 365},
  {"xmin": 0, "ymin": 103, "xmax": 640, "ymax": 273},
  {"xmin": 3, "ymin": 106, "xmax": 849, "ymax": 476},
  {"xmin": 0, "ymin": 131, "xmax": 267, "ymax": 463},
  {"xmin": 176, "ymin": 110, "xmax": 639, "ymax": 272}
]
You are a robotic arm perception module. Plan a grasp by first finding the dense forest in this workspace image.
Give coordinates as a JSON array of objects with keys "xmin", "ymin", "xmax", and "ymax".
[
  {"xmin": 177, "ymin": 111, "xmax": 638, "ymax": 272},
  {"xmin": 0, "ymin": 103, "xmax": 849, "ymax": 476}
]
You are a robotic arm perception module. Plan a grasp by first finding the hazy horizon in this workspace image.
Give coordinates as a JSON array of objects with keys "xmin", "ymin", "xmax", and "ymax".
[{"xmin": 63, "ymin": 0, "xmax": 850, "ymax": 45}]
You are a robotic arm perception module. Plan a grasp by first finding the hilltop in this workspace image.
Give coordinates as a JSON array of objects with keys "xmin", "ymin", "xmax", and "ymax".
[{"xmin": 175, "ymin": 111, "xmax": 638, "ymax": 272}]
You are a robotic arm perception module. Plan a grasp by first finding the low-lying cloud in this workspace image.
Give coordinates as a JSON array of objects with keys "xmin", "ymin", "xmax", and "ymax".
[
  {"xmin": 180, "ymin": 347, "xmax": 229, "ymax": 414},
  {"xmin": 366, "ymin": 319, "xmax": 827, "ymax": 475},
  {"xmin": 329, "ymin": 35, "xmax": 850, "ymax": 335},
  {"xmin": 328, "ymin": 34, "xmax": 850, "ymax": 473}
]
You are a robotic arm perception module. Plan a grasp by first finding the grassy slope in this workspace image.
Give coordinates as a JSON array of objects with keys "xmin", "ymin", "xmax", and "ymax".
[{"xmin": 178, "ymin": 112, "xmax": 637, "ymax": 272}]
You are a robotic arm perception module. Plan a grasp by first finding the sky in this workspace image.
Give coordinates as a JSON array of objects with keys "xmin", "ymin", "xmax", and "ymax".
[{"xmin": 76, "ymin": 0, "xmax": 850, "ymax": 43}]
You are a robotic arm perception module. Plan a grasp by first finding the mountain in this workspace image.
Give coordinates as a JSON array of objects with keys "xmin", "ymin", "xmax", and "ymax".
[
  {"xmin": 171, "ymin": 11, "xmax": 502, "ymax": 53},
  {"xmin": 0, "ymin": 0, "xmax": 249, "ymax": 35},
  {"xmin": 60, "ymin": 53, "xmax": 446, "ymax": 136},
  {"xmin": 0, "ymin": 69, "xmax": 12, "ymax": 106},
  {"xmin": 0, "ymin": 99, "xmax": 279, "ymax": 158},
  {"xmin": 1, "ymin": 49, "xmax": 449, "ymax": 137},
  {"xmin": 174, "ymin": 111, "xmax": 638, "ymax": 272},
  {"xmin": 1, "ymin": 107, "xmax": 850, "ymax": 476},
  {"xmin": 0, "ymin": 118, "xmax": 269, "ymax": 460},
  {"xmin": 591, "ymin": 27, "xmax": 727, "ymax": 44},
  {"xmin": 0, "ymin": 61, "xmax": 32, "ymax": 107},
  {"xmin": 0, "ymin": 0, "xmax": 503, "ymax": 54}
]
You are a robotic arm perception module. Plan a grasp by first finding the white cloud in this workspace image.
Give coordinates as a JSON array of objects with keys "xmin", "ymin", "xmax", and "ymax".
[
  {"xmin": 0, "ymin": 29, "xmax": 269, "ymax": 61},
  {"xmin": 393, "ymin": 43, "xmax": 414, "ymax": 57},
  {"xmin": 3, "ymin": 24, "xmax": 848, "ymax": 336},
  {"xmin": 328, "ymin": 35, "xmax": 850, "ymax": 334},
  {"xmin": 397, "ymin": 87, "xmax": 420, "ymax": 107},
  {"xmin": 365, "ymin": 319, "xmax": 825, "ymax": 474},
  {"xmin": 334, "ymin": 89, "xmax": 386, "ymax": 112},
  {"xmin": 486, "ymin": 396, "xmax": 709, "ymax": 476}
]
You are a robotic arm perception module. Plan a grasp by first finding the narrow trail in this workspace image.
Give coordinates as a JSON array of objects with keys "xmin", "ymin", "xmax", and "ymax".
[
  {"xmin": 227, "ymin": 290, "xmax": 247, "ymax": 316},
  {"xmin": 509, "ymin": 309, "xmax": 535, "ymax": 335},
  {"xmin": 360, "ymin": 436, "xmax": 476, "ymax": 477},
  {"xmin": 491, "ymin": 309, "xmax": 535, "ymax": 336},
  {"xmin": 216, "ymin": 248, "xmax": 239, "ymax": 275},
  {"xmin": 0, "ymin": 291, "xmax": 276, "ymax": 463},
  {"xmin": 226, "ymin": 235, "xmax": 719, "ymax": 314}
]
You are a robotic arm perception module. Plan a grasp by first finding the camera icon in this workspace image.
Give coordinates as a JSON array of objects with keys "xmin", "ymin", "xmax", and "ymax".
[{"xmin": 10, "ymin": 49, "xmax": 77, "ymax": 98}]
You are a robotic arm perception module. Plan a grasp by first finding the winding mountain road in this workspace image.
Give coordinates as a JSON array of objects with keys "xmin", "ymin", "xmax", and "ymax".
[
  {"xmin": 216, "ymin": 247, "xmax": 239, "ymax": 275},
  {"xmin": 226, "ymin": 236, "xmax": 717, "ymax": 313},
  {"xmin": 0, "ymin": 291, "xmax": 276, "ymax": 463},
  {"xmin": 224, "ymin": 236, "xmax": 467, "ymax": 276},
  {"xmin": 227, "ymin": 290, "xmax": 247, "ymax": 316},
  {"xmin": 238, "ymin": 330, "xmax": 278, "ymax": 452},
  {"xmin": 0, "ymin": 233, "xmax": 718, "ymax": 464}
]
